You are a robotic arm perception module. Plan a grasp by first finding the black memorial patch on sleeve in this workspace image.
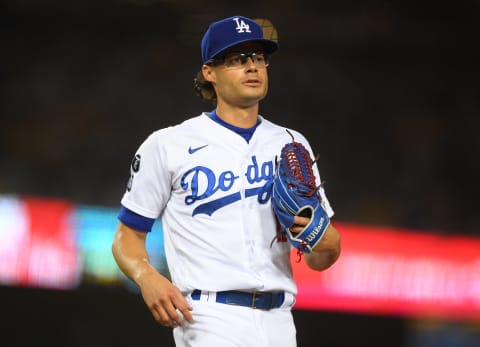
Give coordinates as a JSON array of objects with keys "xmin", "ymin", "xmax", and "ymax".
[{"xmin": 131, "ymin": 154, "xmax": 141, "ymax": 173}]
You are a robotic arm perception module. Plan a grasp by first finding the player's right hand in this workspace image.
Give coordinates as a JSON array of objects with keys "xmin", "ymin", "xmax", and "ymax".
[{"xmin": 137, "ymin": 265, "xmax": 193, "ymax": 328}]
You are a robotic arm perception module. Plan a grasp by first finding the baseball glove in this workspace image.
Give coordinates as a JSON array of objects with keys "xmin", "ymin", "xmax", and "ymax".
[{"xmin": 271, "ymin": 130, "xmax": 330, "ymax": 254}]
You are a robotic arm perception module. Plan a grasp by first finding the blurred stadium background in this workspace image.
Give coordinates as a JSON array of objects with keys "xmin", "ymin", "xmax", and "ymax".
[{"xmin": 1, "ymin": 1, "xmax": 479, "ymax": 346}]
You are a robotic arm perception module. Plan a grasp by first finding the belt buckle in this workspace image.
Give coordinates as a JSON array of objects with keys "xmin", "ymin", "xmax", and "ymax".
[
  {"xmin": 251, "ymin": 291, "xmax": 272, "ymax": 310},
  {"xmin": 251, "ymin": 291, "xmax": 258, "ymax": 309}
]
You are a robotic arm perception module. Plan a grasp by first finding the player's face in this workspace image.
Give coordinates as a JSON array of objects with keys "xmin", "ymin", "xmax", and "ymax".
[{"xmin": 204, "ymin": 42, "xmax": 270, "ymax": 108}]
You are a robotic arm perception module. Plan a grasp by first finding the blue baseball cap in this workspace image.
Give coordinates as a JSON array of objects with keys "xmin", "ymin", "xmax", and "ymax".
[{"xmin": 201, "ymin": 15, "xmax": 278, "ymax": 63}]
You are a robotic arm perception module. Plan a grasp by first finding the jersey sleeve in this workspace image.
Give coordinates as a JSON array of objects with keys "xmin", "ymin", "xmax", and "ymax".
[
  {"xmin": 120, "ymin": 130, "xmax": 171, "ymax": 221},
  {"xmin": 118, "ymin": 206, "xmax": 156, "ymax": 232}
]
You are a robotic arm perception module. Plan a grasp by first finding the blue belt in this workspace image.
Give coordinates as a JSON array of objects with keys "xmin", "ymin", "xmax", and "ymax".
[{"xmin": 191, "ymin": 289, "xmax": 285, "ymax": 310}]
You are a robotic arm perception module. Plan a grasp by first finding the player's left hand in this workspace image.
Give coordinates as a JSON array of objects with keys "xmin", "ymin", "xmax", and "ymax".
[
  {"xmin": 290, "ymin": 215, "xmax": 341, "ymax": 264},
  {"xmin": 289, "ymin": 215, "xmax": 309, "ymax": 235}
]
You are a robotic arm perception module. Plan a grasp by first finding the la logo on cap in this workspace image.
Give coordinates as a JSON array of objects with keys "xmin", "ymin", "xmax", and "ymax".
[
  {"xmin": 200, "ymin": 15, "xmax": 278, "ymax": 63},
  {"xmin": 232, "ymin": 17, "xmax": 251, "ymax": 33}
]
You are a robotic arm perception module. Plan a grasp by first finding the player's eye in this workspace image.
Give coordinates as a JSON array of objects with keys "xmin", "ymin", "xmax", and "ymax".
[
  {"xmin": 224, "ymin": 54, "xmax": 244, "ymax": 67},
  {"xmin": 252, "ymin": 53, "xmax": 266, "ymax": 63}
]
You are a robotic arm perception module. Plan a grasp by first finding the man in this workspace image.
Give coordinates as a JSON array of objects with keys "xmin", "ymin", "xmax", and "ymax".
[{"xmin": 112, "ymin": 15, "xmax": 341, "ymax": 347}]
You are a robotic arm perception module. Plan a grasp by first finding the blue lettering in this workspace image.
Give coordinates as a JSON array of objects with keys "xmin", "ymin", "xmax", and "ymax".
[
  {"xmin": 218, "ymin": 171, "xmax": 236, "ymax": 190},
  {"xmin": 181, "ymin": 157, "xmax": 275, "ymax": 216},
  {"xmin": 181, "ymin": 166, "xmax": 239, "ymax": 205},
  {"xmin": 245, "ymin": 156, "xmax": 274, "ymax": 184}
]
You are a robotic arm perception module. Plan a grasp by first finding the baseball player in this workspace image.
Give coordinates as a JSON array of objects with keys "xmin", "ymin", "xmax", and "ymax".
[{"xmin": 112, "ymin": 15, "xmax": 341, "ymax": 347}]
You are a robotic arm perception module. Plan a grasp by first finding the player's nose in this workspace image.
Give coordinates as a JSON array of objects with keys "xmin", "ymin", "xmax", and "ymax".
[{"xmin": 245, "ymin": 58, "xmax": 258, "ymax": 71}]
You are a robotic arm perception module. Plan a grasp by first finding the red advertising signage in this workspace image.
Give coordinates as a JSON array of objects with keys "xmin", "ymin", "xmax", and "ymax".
[
  {"xmin": 1, "ymin": 193, "xmax": 479, "ymax": 321},
  {"xmin": 292, "ymin": 222, "xmax": 480, "ymax": 320},
  {"xmin": 0, "ymin": 196, "xmax": 81, "ymax": 289}
]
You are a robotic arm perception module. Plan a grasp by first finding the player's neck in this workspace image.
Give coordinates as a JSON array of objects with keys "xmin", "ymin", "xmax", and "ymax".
[{"xmin": 215, "ymin": 103, "xmax": 259, "ymax": 128}]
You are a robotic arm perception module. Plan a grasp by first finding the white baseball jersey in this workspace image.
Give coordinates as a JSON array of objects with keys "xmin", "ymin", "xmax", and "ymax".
[{"xmin": 120, "ymin": 112, "xmax": 334, "ymax": 296}]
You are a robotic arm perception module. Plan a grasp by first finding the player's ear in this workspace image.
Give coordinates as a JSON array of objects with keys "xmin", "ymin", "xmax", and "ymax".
[{"xmin": 202, "ymin": 64, "xmax": 216, "ymax": 83}]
